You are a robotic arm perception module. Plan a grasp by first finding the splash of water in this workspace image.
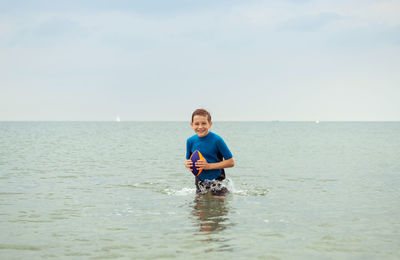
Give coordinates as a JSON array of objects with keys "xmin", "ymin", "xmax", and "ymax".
[
  {"xmin": 165, "ymin": 178, "xmax": 269, "ymax": 197},
  {"xmin": 165, "ymin": 187, "xmax": 196, "ymax": 196}
]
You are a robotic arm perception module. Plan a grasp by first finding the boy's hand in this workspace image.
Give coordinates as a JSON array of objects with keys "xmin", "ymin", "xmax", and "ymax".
[
  {"xmin": 185, "ymin": 159, "xmax": 193, "ymax": 171},
  {"xmin": 195, "ymin": 159, "xmax": 210, "ymax": 170}
]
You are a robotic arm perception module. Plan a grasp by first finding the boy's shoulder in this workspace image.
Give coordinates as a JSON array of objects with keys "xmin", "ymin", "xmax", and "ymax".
[
  {"xmin": 208, "ymin": 131, "xmax": 224, "ymax": 140},
  {"xmin": 186, "ymin": 134, "xmax": 198, "ymax": 143}
]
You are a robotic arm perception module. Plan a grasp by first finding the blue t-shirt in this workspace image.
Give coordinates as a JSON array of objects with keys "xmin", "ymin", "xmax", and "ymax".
[{"xmin": 186, "ymin": 131, "xmax": 233, "ymax": 181}]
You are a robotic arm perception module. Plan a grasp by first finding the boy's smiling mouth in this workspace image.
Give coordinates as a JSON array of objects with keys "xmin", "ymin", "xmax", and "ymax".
[{"xmin": 196, "ymin": 129, "xmax": 208, "ymax": 135}]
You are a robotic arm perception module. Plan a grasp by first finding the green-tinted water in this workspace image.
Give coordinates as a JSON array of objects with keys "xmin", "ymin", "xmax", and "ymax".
[{"xmin": 1, "ymin": 122, "xmax": 399, "ymax": 259}]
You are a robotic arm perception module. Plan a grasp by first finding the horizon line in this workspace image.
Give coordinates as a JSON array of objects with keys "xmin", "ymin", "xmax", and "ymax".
[{"xmin": 1, "ymin": 120, "xmax": 399, "ymax": 123}]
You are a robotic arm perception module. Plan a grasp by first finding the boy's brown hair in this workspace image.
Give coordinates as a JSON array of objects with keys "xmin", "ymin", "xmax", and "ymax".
[{"xmin": 191, "ymin": 108, "xmax": 212, "ymax": 123}]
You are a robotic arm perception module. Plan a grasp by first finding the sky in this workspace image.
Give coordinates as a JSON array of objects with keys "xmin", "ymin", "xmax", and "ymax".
[{"xmin": 1, "ymin": 0, "xmax": 399, "ymax": 121}]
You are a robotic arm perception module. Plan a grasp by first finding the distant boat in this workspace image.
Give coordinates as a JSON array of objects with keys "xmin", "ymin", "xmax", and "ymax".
[
  {"xmin": 116, "ymin": 116, "xmax": 121, "ymax": 122},
  {"xmin": 315, "ymin": 120, "xmax": 320, "ymax": 124}
]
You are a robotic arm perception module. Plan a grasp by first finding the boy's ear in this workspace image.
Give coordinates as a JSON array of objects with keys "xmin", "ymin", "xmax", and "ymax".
[{"xmin": 190, "ymin": 122, "xmax": 193, "ymax": 127}]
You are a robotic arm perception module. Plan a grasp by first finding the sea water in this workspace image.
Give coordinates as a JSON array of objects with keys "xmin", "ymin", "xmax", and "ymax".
[{"xmin": 0, "ymin": 122, "xmax": 399, "ymax": 259}]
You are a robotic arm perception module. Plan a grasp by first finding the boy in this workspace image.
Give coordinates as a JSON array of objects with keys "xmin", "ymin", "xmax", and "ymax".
[{"xmin": 185, "ymin": 108, "xmax": 234, "ymax": 196}]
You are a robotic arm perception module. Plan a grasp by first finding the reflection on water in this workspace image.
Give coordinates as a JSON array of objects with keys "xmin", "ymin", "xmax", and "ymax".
[
  {"xmin": 192, "ymin": 193, "xmax": 230, "ymax": 234},
  {"xmin": 191, "ymin": 193, "xmax": 235, "ymax": 253}
]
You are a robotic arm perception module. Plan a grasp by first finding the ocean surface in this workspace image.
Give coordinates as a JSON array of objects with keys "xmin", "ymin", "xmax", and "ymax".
[{"xmin": 0, "ymin": 121, "xmax": 399, "ymax": 259}]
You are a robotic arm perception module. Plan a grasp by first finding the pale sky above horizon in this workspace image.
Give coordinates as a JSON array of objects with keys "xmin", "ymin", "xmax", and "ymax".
[{"xmin": 1, "ymin": 0, "xmax": 399, "ymax": 121}]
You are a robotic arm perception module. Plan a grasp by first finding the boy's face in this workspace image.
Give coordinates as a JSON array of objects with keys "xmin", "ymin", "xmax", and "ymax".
[{"xmin": 191, "ymin": 115, "xmax": 212, "ymax": 137}]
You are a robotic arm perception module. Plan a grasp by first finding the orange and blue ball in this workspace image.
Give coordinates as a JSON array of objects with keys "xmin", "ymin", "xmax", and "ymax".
[{"xmin": 189, "ymin": 150, "xmax": 204, "ymax": 177}]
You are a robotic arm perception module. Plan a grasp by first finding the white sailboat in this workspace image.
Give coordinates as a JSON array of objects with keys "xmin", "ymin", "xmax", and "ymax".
[{"xmin": 116, "ymin": 115, "xmax": 121, "ymax": 122}]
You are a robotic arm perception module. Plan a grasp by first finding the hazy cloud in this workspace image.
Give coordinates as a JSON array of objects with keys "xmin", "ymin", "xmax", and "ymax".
[{"xmin": 1, "ymin": 0, "xmax": 399, "ymax": 121}]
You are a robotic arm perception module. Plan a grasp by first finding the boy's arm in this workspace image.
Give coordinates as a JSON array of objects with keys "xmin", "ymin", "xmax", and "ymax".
[
  {"xmin": 195, "ymin": 158, "xmax": 234, "ymax": 171},
  {"xmin": 185, "ymin": 139, "xmax": 193, "ymax": 171}
]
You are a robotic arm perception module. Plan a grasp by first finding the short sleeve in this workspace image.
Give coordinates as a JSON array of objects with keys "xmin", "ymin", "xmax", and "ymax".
[{"xmin": 216, "ymin": 136, "xmax": 233, "ymax": 160}]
